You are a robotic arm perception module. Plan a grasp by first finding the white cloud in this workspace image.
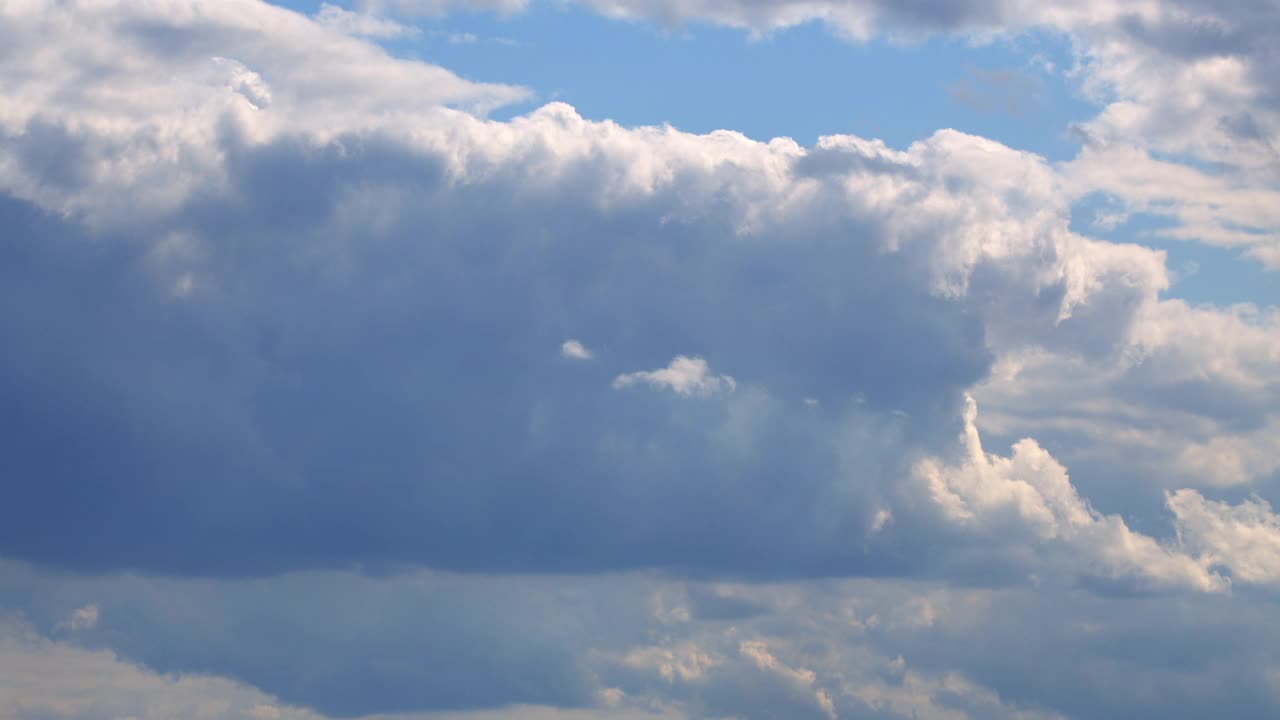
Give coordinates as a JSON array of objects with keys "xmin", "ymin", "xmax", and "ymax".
[
  {"xmin": 916, "ymin": 396, "xmax": 1229, "ymax": 593},
  {"xmin": 921, "ymin": 391, "xmax": 1280, "ymax": 592},
  {"xmin": 375, "ymin": 0, "xmax": 1280, "ymax": 267},
  {"xmin": 1176, "ymin": 423, "xmax": 1280, "ymax": 489},
  {"xmin": 1168, "ymin": 489, "xmax": 1280, "ymax": 585},
  {"xmin": 561, "ymin": 339, "xmax": 594, "ymax": 360},
  {"xmin": 1062, "ymin": 145, "xmax": 1280, "ymax": 268},
  {"xmin": 315, "ymin": 3, "xmax": 421, "ymax": 38},
  {"xmin": 973, "ymin": 299, "xmax": 1280, "ymax": 492},
  {"xmin": 613, "ymin": 356, "xmax": 736, "ymax": 397},
  {"xmin": 0, "ymin": 0, "xmax": 527, "ymax": 220}
]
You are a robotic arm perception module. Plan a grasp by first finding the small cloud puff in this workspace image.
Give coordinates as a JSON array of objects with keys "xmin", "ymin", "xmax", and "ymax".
[
  {"xmin": 613, "ymin": 356, "xmax": 735, "ymax": 397},
  {"xmin": 560, "ymin": 339, "xmax": 593, "ymax": 360},
  {"xmin": 62, "ymin": 604, "xmax": 99, "ymax": 631}
]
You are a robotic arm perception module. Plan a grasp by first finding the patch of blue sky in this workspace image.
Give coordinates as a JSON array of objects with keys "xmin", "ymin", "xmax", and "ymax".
[
  {"xmin": 1070, "ymin": 193, "xmax": 1280, "ymax": 309},
  {"xmin": 275, "ymin": 2, "xmax": 1096, "ymax": 160}
]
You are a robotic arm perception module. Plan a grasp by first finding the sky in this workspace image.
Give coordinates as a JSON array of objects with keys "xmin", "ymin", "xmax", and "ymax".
[{"xmin": 1, "ymin": 1, "xmax": 1279, "ymax": 719}]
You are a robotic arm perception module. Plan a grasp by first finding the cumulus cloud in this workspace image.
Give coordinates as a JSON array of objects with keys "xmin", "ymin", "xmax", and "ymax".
[
  {"xmin": 917, "ymin": 396, "xmax": 1229, "ymax": 593},
  {"xmin": 613, "ymin": 356, "xmax": 736, "ymax": 396},
  {"xmin": 1168, "ymin": 490, "xmax": 1280, "ymax": 585},
  {"xmin": 1, "ymin": 0, "xmax": 1274, "ymax": 598},
  {"xmin": 917, "ymin": 393, "xmax": 1280, "ymax": 593},
  {"xmin": 971, "ymin": 299, "xmax": 1280, "ymax": 501},
  {"xmin": 0, "ymin": 0, "xmax": 526, "ymax": 220},
  {"xmin": 1, "ymin": 0, "xmax": 1177, "ymax": 585}
]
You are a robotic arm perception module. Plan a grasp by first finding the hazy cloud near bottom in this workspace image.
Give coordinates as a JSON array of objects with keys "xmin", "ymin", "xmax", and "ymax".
[{"xmin": 5, "ymin": 565, "xmax": 1280, "ymax": 719}]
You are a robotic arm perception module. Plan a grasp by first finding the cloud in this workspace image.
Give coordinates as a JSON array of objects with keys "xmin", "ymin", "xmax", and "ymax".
[
  {"xmin": 0, "ymin": 0, "xmax": 1274, "ymax": 599},
  {"xmin": 371, "ymin": 0, "xmax": 1280, "ymax": 266},
  {"xmin": 596, "ymin": 581, "xmax": 1078, "ymax": 720},
  {"xmin": 7, "ymin": 558, "xmax": 1280, "ymax": 719},
  {"xmin": 561, "ymin": 339, "xmax": 594, "ymax": 360},
  {"xmin": 0, "ymin": 0, "xmax": 527, "ymax": 216},
  {"xmin": 917, "ymin": 390, "xmax": 1280, "ymax": 593},
  {"xmin": 0, "ymin": 616, "xmax": 323, "ymax": 720},
  {"xmin": 0, "ymin": 0, "xmax": 1136, "ymax": 582},
  {"xmin": 64, "ymin": 604, "xmax": 99, "ymax": 631},
  {"xmin": 0, "ymin": 563, "xmax": 623, "ymax": 716},
  {"xmin": 315, "ymin": 3, "xmax": 421, "ymax": 38},
  {"xmin": 364, "ymin": 0, "xmax": 531, "ymax": 18},
  {"xmin": 738, "ymin": 641, "xmax": 837, "ymax": 720},
  {"xmin": 386, "ymin": 0, "xmax": 1032, "ymax": 37},
  {"xmin": 0, "ymin": 607, "xmax": 665, "ymax": 720},
  {"xmin": 970, "ymin": 298, "xmax": 1280, "ymax": 507},
  {"xmin": 613, "ymin": 355, "xmax": 736, "ymax": 396},
  {"xmin": 1168, "ymin": 489, "xmax": 1280, "ymax": 584},
  {"xmin": 1177, "ymin": 423, "xmax": 1280, "ymax": 488},
  {"xmin": 1062, "ymin": 146, "xmax": 1280, "ymax": 269},
  {"xmin": 916, "ymin": 396, "xmax": 1229, "ymax": 593}
]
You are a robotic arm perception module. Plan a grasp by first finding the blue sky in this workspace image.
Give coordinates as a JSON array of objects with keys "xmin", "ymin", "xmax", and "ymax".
[
  {"xmin": 399, "ymin": 9, "xmax": 1087, "ymax": 152},
  {"xmin": 287, "ymin": 0, "xmax": 1280, "ymax": 309},
  {"xmin": 2, "ymin": 1, "xmax": 1280, "ymax": 719},
  {"xmin": 287, "ymin": 0, "xmax": 1094, "ymax": 154}
]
